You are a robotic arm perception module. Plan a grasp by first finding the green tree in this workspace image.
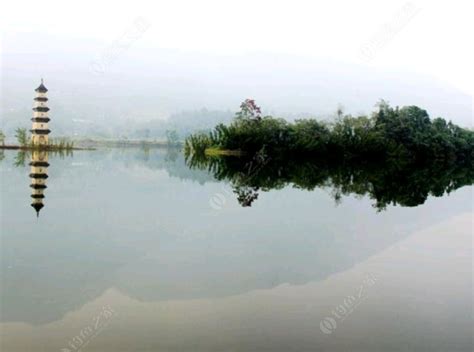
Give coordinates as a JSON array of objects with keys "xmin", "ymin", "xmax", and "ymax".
[
  {"xmin": 15, "ymin": 128, "xmax": 28, "ymax": 146},
  {"xmin": 0, "ymin": 129, "xmax": 5, "ymax": 145}
]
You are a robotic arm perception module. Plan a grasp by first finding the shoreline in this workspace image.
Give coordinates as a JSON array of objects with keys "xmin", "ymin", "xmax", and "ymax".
[{"xmin": 0, "ymin": 145, "xmax": 95, "ymax": 151}]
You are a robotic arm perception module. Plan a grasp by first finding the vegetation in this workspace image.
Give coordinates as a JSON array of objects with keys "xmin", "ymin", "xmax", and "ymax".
[
  {"xmin": 1, "ymin": 129, "xmax": 76, "ymax": 150},
  {"xmin": 184, "ymin": 98, "xmax": 473, "ymax": 210},
  {"xmin": 185, "ymin": 99, "xmax": 474, "ymax": 164},
  {"xmin": 47, "ymin": 138, "xmax": 75, "ymax": 150},
  {"xmin": 15, "ymin": 128, "xmax": 28, "ymax": 146}
]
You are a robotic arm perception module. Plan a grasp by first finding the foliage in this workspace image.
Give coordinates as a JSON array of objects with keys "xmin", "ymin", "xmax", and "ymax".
[
  {"xmin": 184, "ymin": 132, "xmax": 212, "ymax": 156},
  {"xmin": 235, "ymin": 99, "xmax": 262, "ymax": 122},
  {"xmin": 48, "ymin": 138, "xmax": 75, "ymax": 150},
  {"xmin": 185, "ymin": 99, "xmax": 474, "ymax": 165},
  {"xmin": 0, "ymin": 129, "xmax": 5, "ymax": 145},
  {"xmin": 15, "ymin": 128, "xmax": 28, "ymax": 146}
]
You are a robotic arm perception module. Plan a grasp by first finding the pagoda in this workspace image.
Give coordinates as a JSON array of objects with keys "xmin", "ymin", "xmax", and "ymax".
[
  {"xmin": 29, "ymin": 150, "xmax": 49, "ymax": 217},
  {"xmin": 31, "ymin": 79, "xmax": 51, "ymax": 146}
]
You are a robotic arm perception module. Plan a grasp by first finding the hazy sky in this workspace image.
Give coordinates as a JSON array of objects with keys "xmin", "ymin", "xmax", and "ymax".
[
  {"xmin": 1, "ymin": 0, "xmax": 472, "ymax": 95},
  {"xmin": 1, "ymin": 0, "xmax": 473, "ymax": 132}
]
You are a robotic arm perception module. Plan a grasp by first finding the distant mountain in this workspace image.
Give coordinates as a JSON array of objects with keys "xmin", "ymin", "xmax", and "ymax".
[{"xmin": 2, "ymin": 33, "xmax": 471, "ymax": 140}]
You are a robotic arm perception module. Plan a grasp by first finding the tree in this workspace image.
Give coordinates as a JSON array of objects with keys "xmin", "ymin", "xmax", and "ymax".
[
  {"xmin": 0, "ymin": 129, "xmax": 5, "ymax": 145},
  {"xmin": 235, "ymin": 99, "xmax": 262, "ymax": 122},
  {"xmin": 15, "ymin": 128, "xmax": 28, "ymax": 146}
]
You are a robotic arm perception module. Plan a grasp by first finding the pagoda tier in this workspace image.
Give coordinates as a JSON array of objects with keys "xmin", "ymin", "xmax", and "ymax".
[
  {"xmin": 29, "ymin": 160, "xmax": 50, "ymax": 167},
  {"xmin": 30, "ymin": 129, "xmax": 51, "ymax": 135},
  {"xmin": 29, "ymin": 173, "xmax": 49, "ymax": 179},
  {"xmin": 30, "ymin": 184, "xmax": 48, "ymax": 190},
  {"xmin": 33, "ymin": 106, "xmax": 50, "ymax": 112},
  {"xmin": 31, "ymin": 117, "xmax": 51, "ymax": 123},
  {"xmin": 34, "ymin": 97, "xmax": 48, "ymax": 102}
]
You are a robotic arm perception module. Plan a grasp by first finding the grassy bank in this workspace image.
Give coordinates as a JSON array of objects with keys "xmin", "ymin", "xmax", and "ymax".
[{"xmin": 204, "ymin": 148, "xmax": 245, "ymax": 156}]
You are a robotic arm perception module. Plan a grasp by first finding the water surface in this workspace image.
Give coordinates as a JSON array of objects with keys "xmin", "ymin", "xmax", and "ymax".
[{"xmin": 0, "ymin": 148, "xmax": 472, "ymax": 351}]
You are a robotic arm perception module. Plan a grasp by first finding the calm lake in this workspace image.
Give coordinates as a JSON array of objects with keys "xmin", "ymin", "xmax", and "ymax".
[{"xmin": 1, "ymin": 148, "xmax": 472, "ymax": 352}]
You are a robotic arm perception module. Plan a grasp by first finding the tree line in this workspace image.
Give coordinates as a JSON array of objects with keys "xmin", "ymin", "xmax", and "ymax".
[{"xmin": 185, "ymin": 99, "xmax": 473, "ymax": 164}]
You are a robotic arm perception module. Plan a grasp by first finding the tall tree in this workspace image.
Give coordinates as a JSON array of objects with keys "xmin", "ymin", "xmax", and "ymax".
[
  {"xmin": 15, "ymin": 128, "xmax": 28, "ymax": 146},
  {"xmin": 0, "ymin": 129, "xmax": 5, "ymax": 145}
]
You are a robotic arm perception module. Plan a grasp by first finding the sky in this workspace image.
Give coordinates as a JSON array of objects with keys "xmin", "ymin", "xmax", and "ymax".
[{"xmin": 1, "ymin": 0, "xmax": 473, "ymax": 125}]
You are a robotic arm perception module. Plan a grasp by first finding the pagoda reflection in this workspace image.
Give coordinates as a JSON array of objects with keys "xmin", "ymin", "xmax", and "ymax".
[{"xmin": 29, "ymin": 150, "xmax": 49, "ymax": 217}]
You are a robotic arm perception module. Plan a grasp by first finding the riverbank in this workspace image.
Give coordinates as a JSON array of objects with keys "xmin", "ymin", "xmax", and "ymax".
[{"xmin": 0, "ymin": 145, "xmax": 95, "ymax": 151}]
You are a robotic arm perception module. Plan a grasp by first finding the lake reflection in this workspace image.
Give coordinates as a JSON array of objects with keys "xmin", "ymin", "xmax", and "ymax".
[
  {"xmin": 186, "ymin": 150, "xmax": 474, "ymax": 210},
  {"xmin": 29, "ymin": 150, "xmax": 50, "ymax": 217},
  {"xmin": 0, "ymin": 148, "xmax": 472, "ymax": 351}
]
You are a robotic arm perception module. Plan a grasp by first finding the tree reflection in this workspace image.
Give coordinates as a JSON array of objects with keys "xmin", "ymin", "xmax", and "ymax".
[
  {"xmin": 186, "ymin": 153, "xmax": 473, "ymax": 210},
  {"xmin": 14, "ymin": 150, "xmax": 28, "ymax": 167}
]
